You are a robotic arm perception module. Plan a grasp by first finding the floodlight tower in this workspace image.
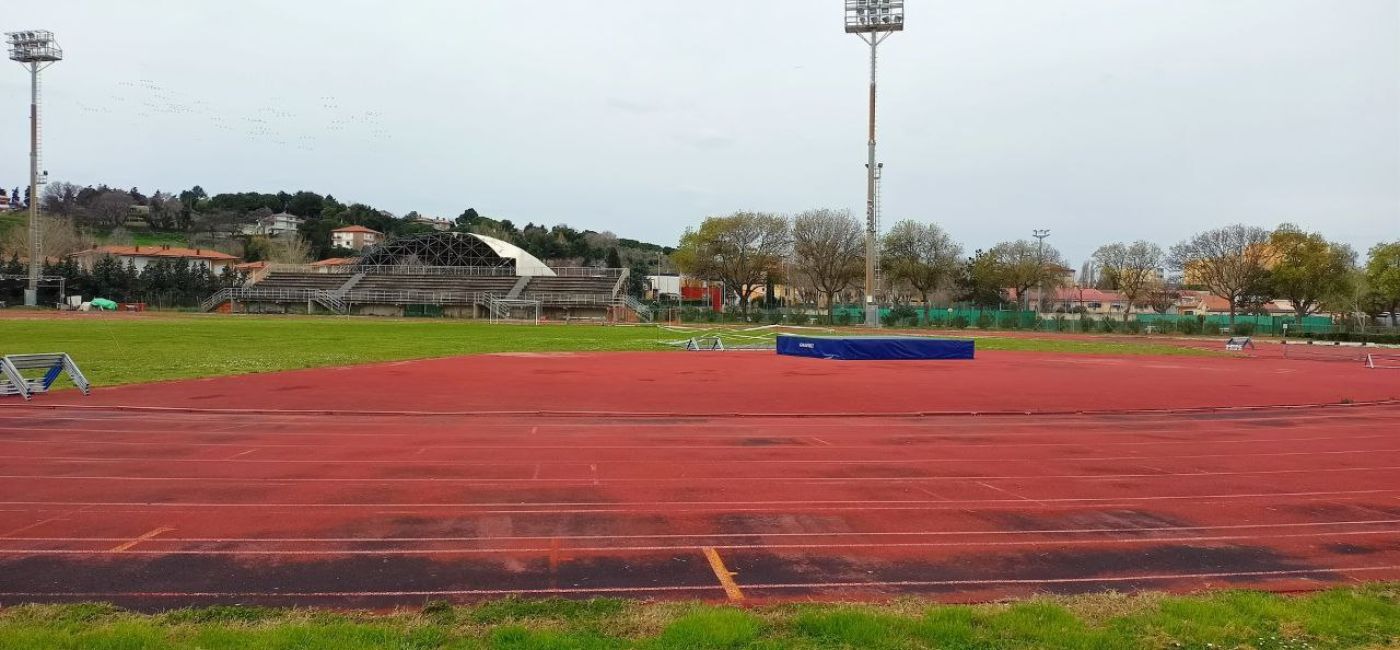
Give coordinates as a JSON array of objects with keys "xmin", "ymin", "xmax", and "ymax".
[
  {"xmin": 6, "ymin": 30, "xmax": 63, "ymax": 307},
  {"xmin": 1032, "ymin": 229, "xmax": 1051, "ymax": 311},
  {"xmin": 845, "ymin": 0, "xmax": 903, "ymax": 328},
  {"xmin": 1033, "ymin": 229, "xmax": 1050, "ymax": 259}
]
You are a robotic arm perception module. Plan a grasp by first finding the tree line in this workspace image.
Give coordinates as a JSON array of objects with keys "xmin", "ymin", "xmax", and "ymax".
[
  {"xmin": 672, "ymin": 210, "xmax": 1400, "ymax": 327},
  {"xmin": 25, "ymin": 182, "xmax": 672, "ymax": 272},
  {"xmin": 0, "ymin": 254, "xmax": 243, "ymax": 308}
]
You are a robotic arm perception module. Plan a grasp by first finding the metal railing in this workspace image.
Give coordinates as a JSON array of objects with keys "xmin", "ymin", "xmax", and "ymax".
[
  {"xmin": 206, "ymin": 285, "xmax": 653, "ymax": 320},
  {"xmin": 623, "ymin": 295, "xmax": 654, "ymax": 322},
  {"xmin": 202, "ymin": 287, "xmax": 348, "ymax": 314},
  {"xmin": 342, "ymin": 289, "xmax": 489, "ymax": 305},
  {"xmin": 260, "ymin": 263, "xmax": 623, "ymax": 278},
  {"xmin": 518, "ymin": 291, "xmax": 617, "ymax": 305}
]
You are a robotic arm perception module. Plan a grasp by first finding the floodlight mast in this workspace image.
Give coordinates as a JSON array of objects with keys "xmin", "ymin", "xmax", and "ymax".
[
  {"xmin": 845, "ymin": 1, "xmax": 903, "ymax": 328},
  {"xmin": 6, "ymin": 30, "xmax": 63, "ymax": 307}
]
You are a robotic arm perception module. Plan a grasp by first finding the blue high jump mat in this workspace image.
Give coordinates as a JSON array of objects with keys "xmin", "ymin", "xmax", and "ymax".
[{"xmin": 776, "ymin": 335, "xmax": 975, "ymax": 361}]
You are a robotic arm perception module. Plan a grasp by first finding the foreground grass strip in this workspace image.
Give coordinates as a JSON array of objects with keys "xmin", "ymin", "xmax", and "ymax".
[
  {"xmin": 4, "ymin": 313, "xmax": 1214, "ymax": 386},
  {"xmin": 1, "ymin": 586, "xmax": 1397, "ymax": 649}
]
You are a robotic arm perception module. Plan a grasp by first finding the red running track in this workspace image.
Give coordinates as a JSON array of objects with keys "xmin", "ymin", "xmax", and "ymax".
[
  {"xmin": 0, "ymin": 350, "xmax": 1398, "ymax": 608},
  {"xmin": 20, "ymin": 350, "xmax": 1400, "ymax": 415}
]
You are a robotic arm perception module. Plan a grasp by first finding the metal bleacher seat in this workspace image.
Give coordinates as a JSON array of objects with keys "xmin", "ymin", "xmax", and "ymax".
[{"xmin": 0, "ymin": 353, "xmax": 91, "ymax": 401}]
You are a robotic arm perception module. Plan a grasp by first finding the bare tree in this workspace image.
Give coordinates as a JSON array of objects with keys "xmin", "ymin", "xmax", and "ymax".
[
  {"xmin": 673, "ymin": 211, "xmax": 790, "ymax": 314},
  {"xmin": 1142, "ymin": 282, "xmax": 1182, "ymax": 314},
  {"xmin": 1092, "ymin": 241, "xmax": 1165, "ymax": 321},
  {"xmin": 245, "ymin": 234, "xmax": 313, "ymax": 264},
  {"xmin": 197, "ymin": 209, "xmax": 258, "ymax": 243},
  {"xmin": 146, "ymin": 192, "xmax": 184, "ymax": 231},
  {"xmin": 40, "ymin": 181, "xmax": 82, "ymax": 217},
  {"xmin": 82, "ymin": 190, "xmax": 136, "ymax": 229},
  {"xmin": 1168, "ymin": 224, "xmax": 1272, "ymax": 329},
  {"xmin": 990, "ymin": 239, "xmax": 1068, "ymax": 310},
  {"xmin": 882, "ymin": 220, "xmax": 963, "ymax": 321},
  {"xmin": 792, "ymin": 208, "xmax": 864, "ymax": 321},
  {"xmin": 0, "ymin": 214, "xmax": 88, "ymax": 260}
]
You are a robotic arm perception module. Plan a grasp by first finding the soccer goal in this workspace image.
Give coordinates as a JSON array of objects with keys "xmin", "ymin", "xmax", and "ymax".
[
  {"xmin": 1280, "ymin": 342, "xmax": 1368, "ymax": 363},
  {"xmin": 487, "ymin": 298, "xmax": 542, "ymax": 325},
  {"xmin": 1366, "ymin": 352, "xmax": 1400, "ymax": 369}
]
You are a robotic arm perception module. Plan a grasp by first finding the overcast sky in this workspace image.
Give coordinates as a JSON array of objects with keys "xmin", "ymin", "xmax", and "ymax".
[{"xmin": 5, "ymin": 0, "xmax": 1397, "ymax": 264}]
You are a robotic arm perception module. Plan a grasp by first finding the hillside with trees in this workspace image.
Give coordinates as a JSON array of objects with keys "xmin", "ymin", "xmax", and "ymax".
[{"xmin": 3, "ymin": 180, "xmax": 672, "ymax": 269}]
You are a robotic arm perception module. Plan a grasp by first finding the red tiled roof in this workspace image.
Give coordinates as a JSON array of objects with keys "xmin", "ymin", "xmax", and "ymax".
[
  {"xmin": 331, "ymin": 225, "xmax": 381, "ymax": 234},
  {"xmin": 1009, "ymin": 287, "xmax": 1125, "ymax": 303},
  {"xmin": 234, "ymin": 261, "xmax": 269, "ymax": 271},
  {"xmin": 70, "ymin": 245, "xmax": 239, "ymax": 261},
  {"xmin": 310, "ymin": 257, "xmax": 355, "ymax": 267}
]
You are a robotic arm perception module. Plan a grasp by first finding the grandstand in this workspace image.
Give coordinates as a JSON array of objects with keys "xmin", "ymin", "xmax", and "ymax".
[{"xmin": 202, "ymin": 232, "xmax": 650, "ymax": 321}]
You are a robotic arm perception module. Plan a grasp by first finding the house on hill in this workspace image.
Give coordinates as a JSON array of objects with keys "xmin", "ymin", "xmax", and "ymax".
[
  {"xmin": 243, "ymin": 212, "xmax": 305, "ymax": 237},
  {"xmin": 69, "ymin": 244, "xmax": 240, "ymax": 273},
  {"xmin": 331, "ymin": 225, "xmax": 382, "ymax": 251}
]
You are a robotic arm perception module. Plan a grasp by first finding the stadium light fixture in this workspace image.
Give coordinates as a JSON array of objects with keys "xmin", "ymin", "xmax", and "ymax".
[
  {"xmin": 845, "ymin": 1, "xmax": 904, "ymax": 327},
  {"xmin": 7, "ymin": 29, "xmax": 63, "ymax": 307},
  {"xmin": 844, "ymin": 0, "xmax": 905, "ymax": 34}
]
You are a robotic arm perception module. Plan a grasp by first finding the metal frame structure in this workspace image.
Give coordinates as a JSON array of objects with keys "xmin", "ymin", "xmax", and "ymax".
[
  {"xmin": 0, "ymin": 274, "xmax": 65, "ymax": 305},
  {"xmin": 684, "ymin": 337, "xmax": 725, "ymax": 351},
  {"xmin": 355, "ymin": 232, "xmax": 516, "ymax": 270},
  {"xmin": 259, "ymin": 263, "xmax": 621, "ymax": 278},
  {"xmin": 0, "ymin": 353, "xmax": 89, "ymax": 401},
  {"xmin": 203, "ymin": 234, "xmax": 648, "ymax": 321},
  {"xmin": 6, "ymin": 30, "xmax": 62, "ymax": 307},
  {"xmin": 845, "ymin": 1, "xmax": 904, "ymax": 327}
]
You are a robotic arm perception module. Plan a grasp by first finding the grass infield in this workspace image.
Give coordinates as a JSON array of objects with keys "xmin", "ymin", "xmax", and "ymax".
[
  {"xmin": 3, "ymin": 313, "xmax": 1215, "ymax": 387},
  {"xmin": 1, "ymin": 586, "xmax": 1397, "ymax": 649}
]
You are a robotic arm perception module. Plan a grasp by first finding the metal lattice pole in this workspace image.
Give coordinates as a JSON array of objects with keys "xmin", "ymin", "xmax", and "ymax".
[
  {"xmin": 26, "ymin": 64, "xmax": 40, "ymax": 305},
  {"xmin": 845, "ymin": 2, "xmax": 903, "ymax": 328},
  {"xmin": 7, "ymin": 30, "xmax": 63, "ymax": 307}
]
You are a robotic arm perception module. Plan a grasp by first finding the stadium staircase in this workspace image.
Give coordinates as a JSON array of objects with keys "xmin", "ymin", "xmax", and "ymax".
[
  {"xmin": 332, "ymin": 272, "xmax": 366, "ymax": 298},
  {"xmin": 506, "ymin": 276, "xmax": 531, "ymax": 300}
]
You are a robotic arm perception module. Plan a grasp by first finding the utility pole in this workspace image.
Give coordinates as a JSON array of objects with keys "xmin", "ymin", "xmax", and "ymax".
[
  {"xmin": 7, "ymin": 30, "xmax": 63, "ymax": 307},
  {"xmin": 845, "ymin": 1, "xmax": 904, "ymax": 328},
  {"xmin": 1032, "ymin": 229, "xmax": 1051, "ymax": 312}
]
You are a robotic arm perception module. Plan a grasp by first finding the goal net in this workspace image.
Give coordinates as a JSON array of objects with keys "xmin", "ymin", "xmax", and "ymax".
[
  {"xmin": 488, "ymin": 298, "xmax": 542, "ymax": 325},
  {"xmin": 1281, "ymin": 343, "xmax": 1368, "ymax": 363}
]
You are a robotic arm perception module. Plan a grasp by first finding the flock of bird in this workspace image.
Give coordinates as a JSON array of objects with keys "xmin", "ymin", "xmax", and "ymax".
[{"xmin": 73, "ymin": 80, "xmax": 392, "ymax": 152}]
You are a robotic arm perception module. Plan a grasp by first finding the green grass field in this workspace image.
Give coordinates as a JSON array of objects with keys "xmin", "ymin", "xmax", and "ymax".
[
  {"xmin": 128, "ymin": 231, "xmax": 191, "ymax": 247},
  {"xmin": 2, "ymin": 587, "xmax": 1397, "ymax": 649},
  {"xmin": 2, "ymin": 313, "xmax": 1216, "ymax": 386},
  {"xmin": 0, "ymin": 211, "xmax": 22, "ymax": 242}
]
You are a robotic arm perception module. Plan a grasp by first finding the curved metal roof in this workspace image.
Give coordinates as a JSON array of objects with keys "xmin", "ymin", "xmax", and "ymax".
[
  {"xmin": 353, "ymin": 231, "xmax": 556, "ymax": 277},
  {"xmin": 467, "ymin": 233, "xmax": 556, "ymax": 277}
]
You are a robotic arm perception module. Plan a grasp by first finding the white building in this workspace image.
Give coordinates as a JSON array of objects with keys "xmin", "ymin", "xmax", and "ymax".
[
  {"xmin": 409, "ymin": 215, "xmax": 453, "ymax": 232},
  {"xmin": 243, "ymin": 212, "xmax": 306, "ymax": 237},
  {"xmin": 69, "ymin": 244, "xmax": 240, "ymax": 273}
]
